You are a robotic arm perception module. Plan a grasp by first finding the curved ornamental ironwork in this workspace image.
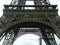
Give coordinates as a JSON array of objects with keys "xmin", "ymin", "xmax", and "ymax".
[{"xmin": 0, "ymin": 0, "xmax": 60, "ymax": 45}]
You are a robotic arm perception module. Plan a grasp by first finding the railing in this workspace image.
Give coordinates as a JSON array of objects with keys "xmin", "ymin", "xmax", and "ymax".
[{"xmin": 4, "ymin": 5, "xmax": 57, "ymax": 10}]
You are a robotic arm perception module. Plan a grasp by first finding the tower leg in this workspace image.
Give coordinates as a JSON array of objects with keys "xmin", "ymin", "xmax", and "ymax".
[
  {"xmin": 46, "ymin": 33, "xmax": 57, "ymax": 45},
  {"xmin": 2, "ymin": 30, "xmax": 15, "ymax": 45},
  {"xmin": 40, "ymin": 28, "xmax": 57, "ymax": 45}
]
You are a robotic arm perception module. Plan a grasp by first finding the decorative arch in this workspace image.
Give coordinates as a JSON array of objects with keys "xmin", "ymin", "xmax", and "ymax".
[
  {"xmin": 1, "ymin": 20, "xmax": 58, "ymax": 45},
  {"xmin": 0, "ymin": 19, "xmax": 58, "ymax": 36}
]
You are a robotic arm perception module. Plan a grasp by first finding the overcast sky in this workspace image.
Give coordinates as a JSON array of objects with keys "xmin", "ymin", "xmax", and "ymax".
[{"xmin": 0, "ymin": 0, "xmax": 60, "ymax": 45}]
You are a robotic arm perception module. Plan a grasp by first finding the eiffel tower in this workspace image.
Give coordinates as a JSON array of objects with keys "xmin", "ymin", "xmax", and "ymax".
[{"xmin": 0, "ymin": 0, "xmax": 60, "ymax": 45}]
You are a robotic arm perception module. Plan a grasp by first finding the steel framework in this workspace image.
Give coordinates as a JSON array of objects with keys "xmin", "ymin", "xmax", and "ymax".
[{"xmin": 0, "ymin": 0, "xmax": 60, "ymax": 45}]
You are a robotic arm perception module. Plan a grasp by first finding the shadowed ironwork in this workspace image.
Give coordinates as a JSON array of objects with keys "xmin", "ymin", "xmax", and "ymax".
[{"xmin": 0, "ymin": 0, "xmax": 60, "ymax": 45}]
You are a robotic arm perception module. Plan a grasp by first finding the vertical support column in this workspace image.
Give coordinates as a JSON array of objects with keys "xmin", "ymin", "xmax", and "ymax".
[
  {"xmin": 34, "ymin": 0, "xmax": 42, "ymax": 9},
  {"xmin": 46, "ymin": 33, "xmax": 57, "ymax": 45},
  {"xmin": 2, "ymin": 30, "xmax": 15, "ymax": 45},
  {"xmin": 22, "ymin": 0, "xmax": 26, "ymax": 9},
  {"xmin": 39, "ymin": 38, "xmax": 42, "ymax": 45},
  {"xmin": 11, "ymin": 0, "xmax": 19, "ymax": 5},
  {"xmin": 40, "ymin": 28, "xmax": 50, "ymax": 45},
  {"xmin": 17, "ymin": 0, "xmax": 22, "ymax": 9},
  {"xmin": 18, "ymin": 0, "xmax": 26, "ymax": 9},
  {"xmin": 19, "ymin": 0, "xmax": 25, "ymax": 5},
  {"xmin": 44, "ymin": 29, "xmax": 57, "ymax": 45},
  {"xmin": 22, "ymin": 0, "xmax": 25, "ymax": 5},
  {"xmin": 18, "ymin": 0, "xmax": 22, "ymax": 5},
  {"xmin": 40, "ymin": 28, "xmax": 57, "ymax": 45},
  {"xmin": 34, "ymin": 0, "xmax": 42, "ymax": 5}
]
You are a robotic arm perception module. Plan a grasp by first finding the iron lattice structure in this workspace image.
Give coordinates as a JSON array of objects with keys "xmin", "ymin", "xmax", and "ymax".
[{"xmin": 0, "ymin": 0, "xmax": 60, "ymax": 45}]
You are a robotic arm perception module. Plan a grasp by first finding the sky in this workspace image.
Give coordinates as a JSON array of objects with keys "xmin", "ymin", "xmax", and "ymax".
[
  {"xmin": 0, "ymin": 0, "xmax": 60, "ymax": 45},
  {"xmin": 13, "ymin": 34, "xmax": 40, "ymax": 45}
]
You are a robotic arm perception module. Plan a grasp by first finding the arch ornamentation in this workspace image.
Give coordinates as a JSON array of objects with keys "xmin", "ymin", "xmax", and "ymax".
[{"xmin": 0, "ymin": 18, "xmax": 60, "ymax": 36}]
